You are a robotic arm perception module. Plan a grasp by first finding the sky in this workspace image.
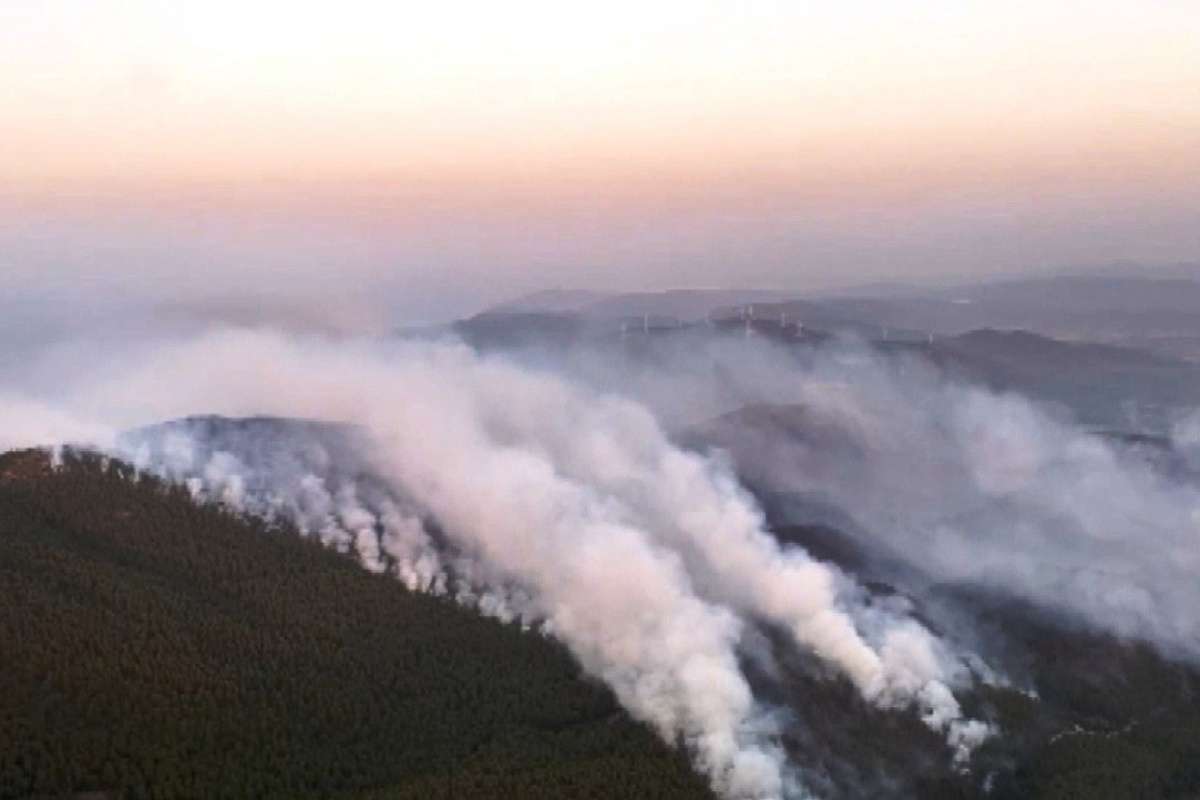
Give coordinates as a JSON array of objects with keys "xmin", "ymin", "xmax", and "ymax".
[{"xmin": 2, "ymin": 0, "xmax": 1199, "ymax": 327}]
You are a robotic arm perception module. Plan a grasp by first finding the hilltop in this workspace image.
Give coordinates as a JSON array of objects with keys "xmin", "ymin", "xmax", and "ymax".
[{"xmin": 0, "ymin": 448, "xmax": 712, "ymax": 800}]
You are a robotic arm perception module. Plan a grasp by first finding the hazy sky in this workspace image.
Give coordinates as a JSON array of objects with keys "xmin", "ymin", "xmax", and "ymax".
[{"xmin": 3, "ymin": 1, "xmax": 1198, "ymax": 325}]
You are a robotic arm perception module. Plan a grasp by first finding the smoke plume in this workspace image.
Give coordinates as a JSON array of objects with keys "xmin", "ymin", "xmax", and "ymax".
[
  {"xmin": 550, "ymin": 333, "xmax": 1200, "ymax": 664},
  {"xmin": 1, "ymin": 328, "xmax": 1003, "ymax": 799}
]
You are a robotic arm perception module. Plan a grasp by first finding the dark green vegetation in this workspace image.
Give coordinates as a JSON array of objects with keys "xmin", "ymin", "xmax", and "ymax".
[
  {"xmin": 0, "ymin": 449, "xmax": 713, "ymax": 800},
  {"xmin": 979, "ymin": 619, "xmax": 1200, "ymax": 800}
]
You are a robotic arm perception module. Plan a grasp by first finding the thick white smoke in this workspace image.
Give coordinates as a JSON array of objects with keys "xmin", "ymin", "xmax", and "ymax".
[
  {"xmin": 564, "ymin": 334, "xmax": 1200, "ymax": 663},
  {"xmin": 2, "ymin": 328, "xmax": 994, "ymax": 799}
]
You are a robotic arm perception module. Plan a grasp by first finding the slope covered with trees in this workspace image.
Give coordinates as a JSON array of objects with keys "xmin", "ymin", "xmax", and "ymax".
[
  {"xmin": 0, "ymin": 448, "xmax": 713, "ymax": 800},
  {"xmin": 5, "ymin": 445, "xmax": 1200, "ymax": 799}
]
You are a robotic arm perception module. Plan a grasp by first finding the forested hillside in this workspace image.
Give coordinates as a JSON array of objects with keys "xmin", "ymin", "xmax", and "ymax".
[
  {"xmin": 0, "ymin": 449, "xmax": 713, "ymax": 800},
  {"xmin": 5, "ymin": 445, "xmax": 1200, "ymax": 800}
]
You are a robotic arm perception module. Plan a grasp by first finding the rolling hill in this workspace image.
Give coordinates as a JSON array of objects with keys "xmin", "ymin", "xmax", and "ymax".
[{"xmin": 0, "ymin": 448, "xmax": 712, "ymax": 800}]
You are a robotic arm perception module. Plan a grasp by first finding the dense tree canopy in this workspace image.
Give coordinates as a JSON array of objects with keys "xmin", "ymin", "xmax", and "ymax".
[{"xmin": 0, "ymin": 449, "xmax": 713, "ymax": 799}]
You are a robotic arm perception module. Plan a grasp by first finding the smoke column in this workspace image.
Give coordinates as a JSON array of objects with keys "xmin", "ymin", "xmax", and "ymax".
[
  {"xmin": 562, "ymin": 334, "xmax": 1200, "ymax": 664},
  {"xmin": 3, "ymin": 328, "xmax": 997, "ymax": 798}
]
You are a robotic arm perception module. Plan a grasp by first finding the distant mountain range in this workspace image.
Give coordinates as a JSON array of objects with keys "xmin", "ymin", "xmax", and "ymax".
[
  {"xmin": 490, "ymin": 287, "xmax": 799, "ymax": 321},
  {"xmin": 484, "ymin": 271, "xmax": 1200, "ymax": 360},
  {"xmin": 918, "ymin": 329, "xmax": 1200, "ymax": 430},
  {"xmin": 446, "ymin": 299, "xmax": 1200, "ymax": 433}
]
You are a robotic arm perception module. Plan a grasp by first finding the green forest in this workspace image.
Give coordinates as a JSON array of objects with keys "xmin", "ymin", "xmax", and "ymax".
[{"xmin": 0, "ymin": 449, "xmax": 713, "ymax": 799}]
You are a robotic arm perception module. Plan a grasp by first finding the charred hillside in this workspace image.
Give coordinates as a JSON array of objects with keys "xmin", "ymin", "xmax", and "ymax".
[{"xmin": 0, "ymin": 449, "xmax": 712, "ymax": 800}]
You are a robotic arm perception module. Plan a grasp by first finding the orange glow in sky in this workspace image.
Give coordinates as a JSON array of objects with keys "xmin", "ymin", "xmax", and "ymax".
[
  {"xmin": 3, "ymin": 1, "xmax": 1199, "ymax": 319},
  {"xmin": 4, "ymin": 1, "xmax": 1198, "ymax": 190}
]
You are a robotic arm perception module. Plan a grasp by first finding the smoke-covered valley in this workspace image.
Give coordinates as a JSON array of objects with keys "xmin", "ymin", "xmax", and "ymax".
[{"xmin": 3, "ymin": 300, "xmax": 1200, "ymax": 798}]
